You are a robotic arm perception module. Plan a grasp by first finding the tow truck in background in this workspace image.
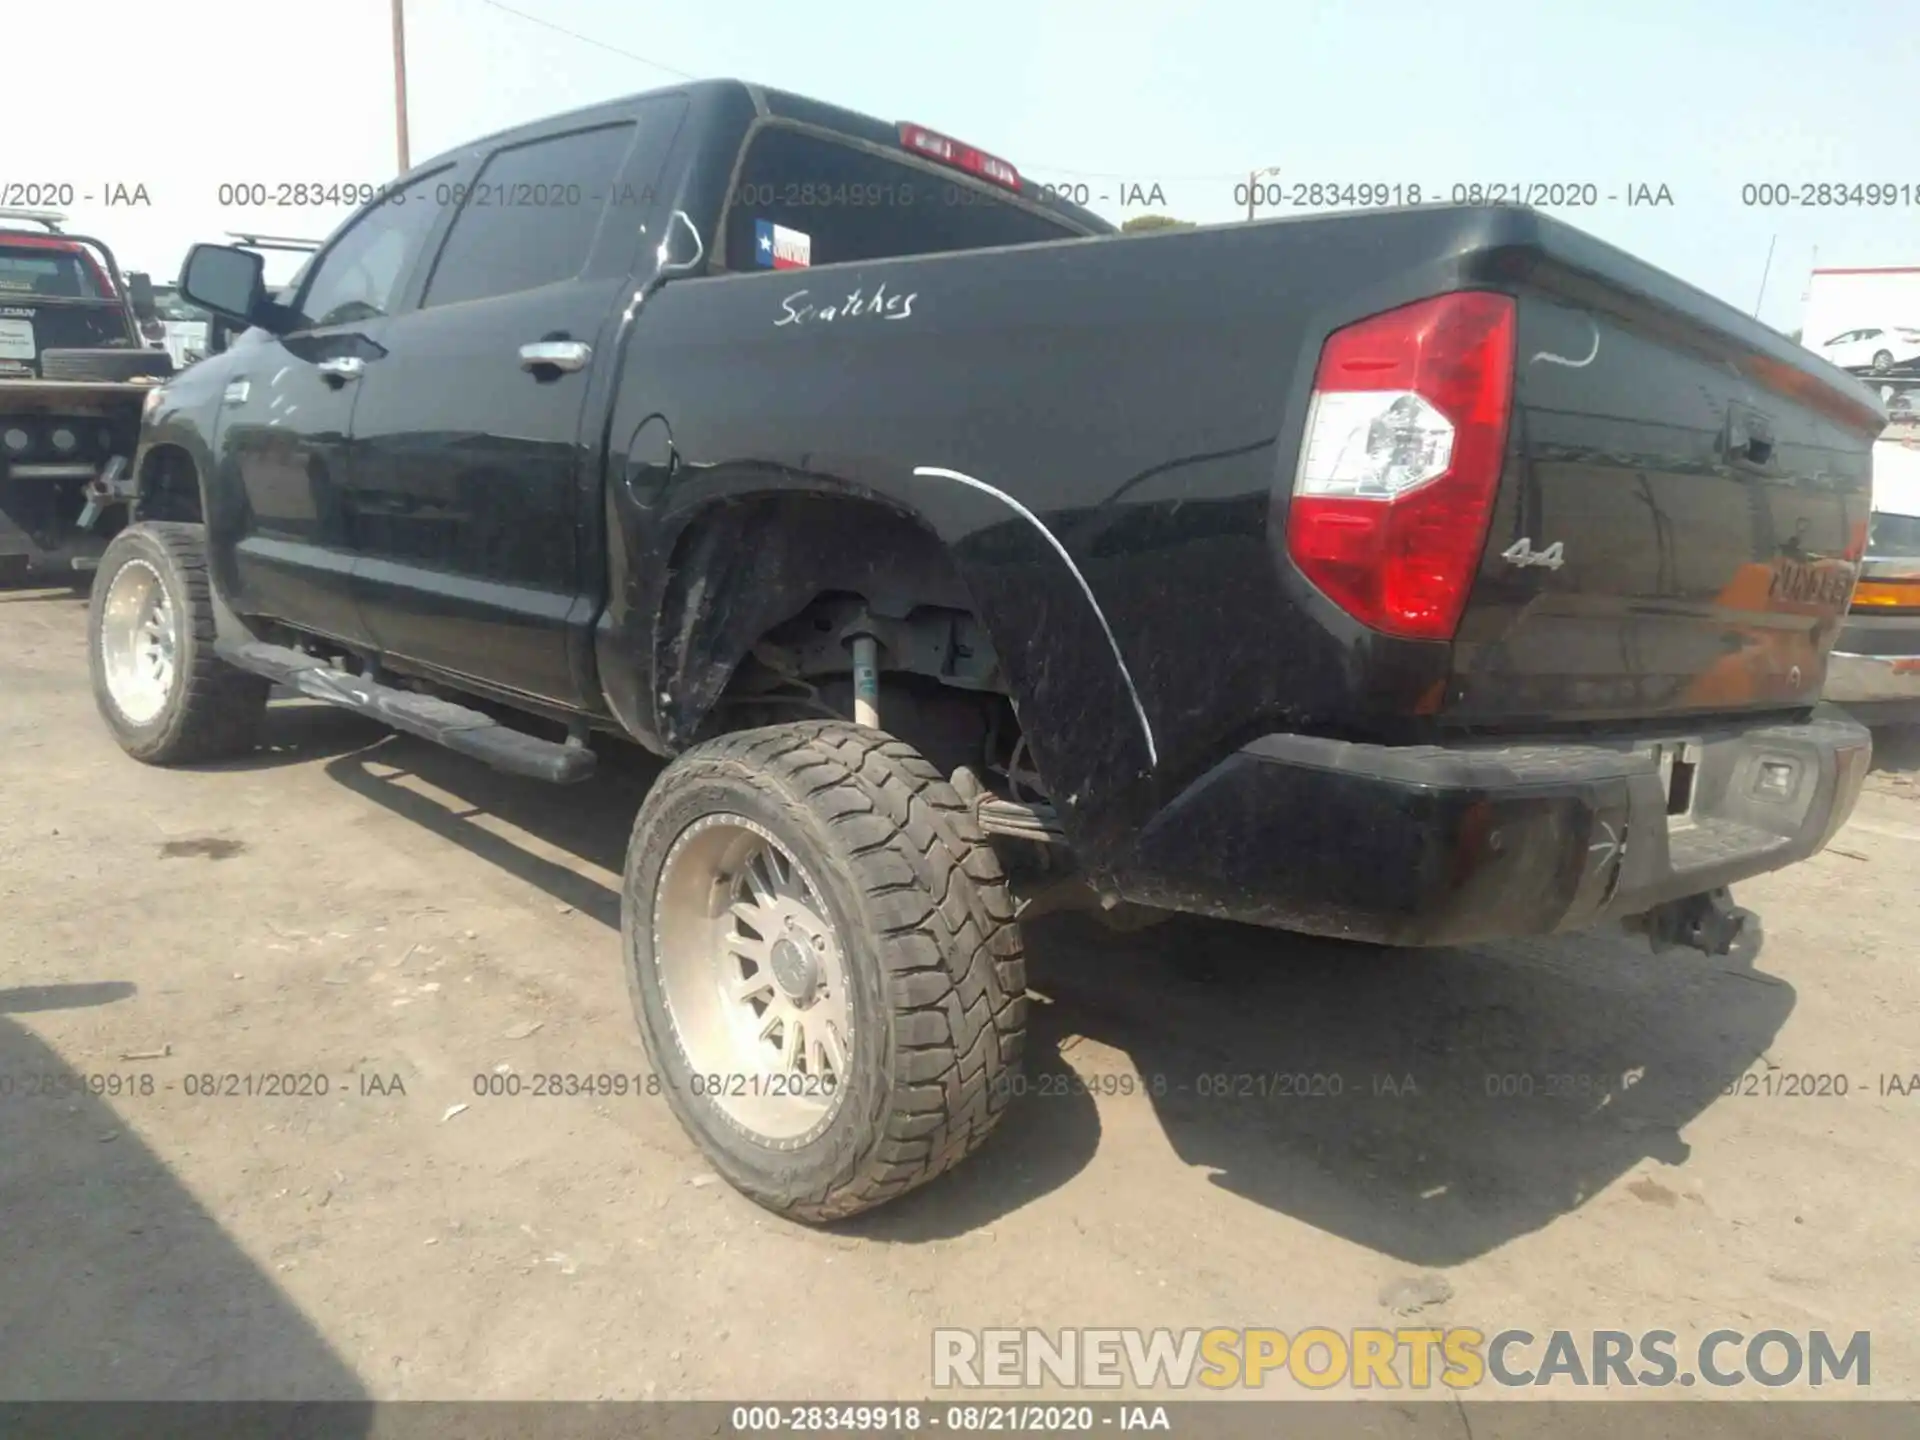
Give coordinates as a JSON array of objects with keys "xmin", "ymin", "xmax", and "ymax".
[
  {"xmin": 0, "ymin": 223, "xmax": 318, "ymax": 581},
  {"xmin": 0, "ymin": 209, "xmax": 170, "ymax": 582}
]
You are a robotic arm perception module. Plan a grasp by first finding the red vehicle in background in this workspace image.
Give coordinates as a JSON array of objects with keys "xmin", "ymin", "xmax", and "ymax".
[{"xmin": 0, "ymin": 209, "xmax": 171, "ymax": 582}]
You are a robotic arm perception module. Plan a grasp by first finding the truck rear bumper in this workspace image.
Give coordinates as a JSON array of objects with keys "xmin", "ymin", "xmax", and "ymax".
[{"xmin": 1111, "ymin": 711, "xmax": 1872, "ymax": 947}]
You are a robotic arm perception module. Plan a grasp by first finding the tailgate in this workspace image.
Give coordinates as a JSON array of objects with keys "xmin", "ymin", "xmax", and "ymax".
[
  {"xmin": 0, "ymin": 300, "xmax": 135, "ymax": 378},
  {"xmin": 1446, "ymin": 232, "xmax": 1883, "ymax": 728}
]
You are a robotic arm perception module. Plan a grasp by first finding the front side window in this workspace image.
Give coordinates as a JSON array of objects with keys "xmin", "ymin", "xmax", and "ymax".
[
  {"xmin": 295, "ymin": 174, "xmax": 451, "ymax": 329},
  {"xmin": 720, "ymin": 126, "xmax": 1083, "ymax": 273}
]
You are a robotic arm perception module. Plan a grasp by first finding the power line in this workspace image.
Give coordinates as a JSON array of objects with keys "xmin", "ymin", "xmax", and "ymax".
[
  {"xmin": 475, "ymin": 0, "xmax": 699, "ymax": 79},
  {"xmin": 471, "ymin": 1, "xmax": 1250, "ymax": 183}
]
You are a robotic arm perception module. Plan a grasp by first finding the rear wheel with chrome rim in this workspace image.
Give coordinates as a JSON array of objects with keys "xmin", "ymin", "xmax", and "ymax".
[
  {"xmin": 88, "ymin": 522, "xmax": 268, "ymax": 764},
  {"xmin": 623, "ymin": 721, "xmax": 1027, "ymax": 1222}
]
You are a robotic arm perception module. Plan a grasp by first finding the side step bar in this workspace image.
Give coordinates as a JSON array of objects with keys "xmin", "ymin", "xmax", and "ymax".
[{"xmin": 221, "ymin": 641, "xmax": 596, "ymax": 785}]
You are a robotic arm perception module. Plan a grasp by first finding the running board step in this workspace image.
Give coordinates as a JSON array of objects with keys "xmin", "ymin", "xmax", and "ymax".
[
  {"xmin": 976, "ymin": 796, "xmax": 1069, "ymax": 844},
  {"xmin": 221, "ymin": 641, "xmax": 596, "ymax": 785}
]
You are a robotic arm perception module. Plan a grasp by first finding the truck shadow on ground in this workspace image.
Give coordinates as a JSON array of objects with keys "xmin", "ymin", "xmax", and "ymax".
[
  {"xmin": 0, "ymin": 984, "xmax": 368, "ymax": 1409},
  {"xmin": 307, "ymin": 713, "xmax": 1793, "ymax": 1266},
  {"xmin": 0, "ymin": 584, "xmax": 89, "ymax": 606},
  {"xmin": 969, "ymin": 913, "xmax": 1789, "ymax": 1266},
  {"xmin": 1868, "ymin": 723, "xmax": 1920, "ymax": 774}
]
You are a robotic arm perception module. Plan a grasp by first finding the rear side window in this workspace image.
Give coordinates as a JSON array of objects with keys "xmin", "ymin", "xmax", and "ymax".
[
  {"xmin": 0, "ymin": 245, "xmax": 106, "ymax": 299},
  {"xmin": 721, "ymin": 127, "xmax": 1080, "ymax": 272},
  {"xmin": 423, "ymin": 122, "xmax": 637, "ymax": 307}
]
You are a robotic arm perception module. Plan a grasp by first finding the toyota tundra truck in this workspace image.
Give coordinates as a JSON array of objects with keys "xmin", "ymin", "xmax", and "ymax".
[{"xmin": 86, "ymin": 79, "xmax": 1882, "ymax": 1222}]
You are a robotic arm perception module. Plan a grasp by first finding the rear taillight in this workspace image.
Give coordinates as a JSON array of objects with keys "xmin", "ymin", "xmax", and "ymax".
[
  {"xmin": 896, "ymin": 122, "xmax": 1021, "ymax": 191},
  {"xmin": 1285, "ymin": 290, "xmax": 1517, "ymax": 641}
]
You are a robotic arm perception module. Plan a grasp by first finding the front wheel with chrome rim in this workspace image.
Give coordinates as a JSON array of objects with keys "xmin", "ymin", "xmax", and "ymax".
[
  {"xmin": 88, "ymin": 522, "xmax": 268, "ymax": 764},
  {"xmin": 623, "ymin": 721, "xmax": 1028, "ymax": 1223}
]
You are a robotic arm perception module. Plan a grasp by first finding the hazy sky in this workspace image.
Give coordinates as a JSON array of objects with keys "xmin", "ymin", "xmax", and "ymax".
[{"xmin": 9, "ymin": 0, "xmax": 1915, "ymax": 324}]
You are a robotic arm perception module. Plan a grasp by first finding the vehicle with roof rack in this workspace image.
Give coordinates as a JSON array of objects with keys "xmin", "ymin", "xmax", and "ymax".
[{"xmin": 0, "ymin": 208, "xmax": 171, "ymax": 581}]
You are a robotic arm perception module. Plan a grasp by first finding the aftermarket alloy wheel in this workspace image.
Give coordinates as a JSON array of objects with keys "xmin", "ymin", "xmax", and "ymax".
[
  {"xmin": 97, "ymin": 556, "xmax": 177, "ymax": 726},
  {"xmin": 624, "ymin": 721, "xmax": 1027, "ymax": 1222},
  {"xmin": 88, "ymin": 523, "xmax": 269, "ymax": 764}
]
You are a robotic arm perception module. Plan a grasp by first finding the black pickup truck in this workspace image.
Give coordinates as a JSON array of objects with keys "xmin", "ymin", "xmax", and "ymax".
[{"xmin": 89, "ymin": 79, "xmax": 1884, "ymax": 1221}]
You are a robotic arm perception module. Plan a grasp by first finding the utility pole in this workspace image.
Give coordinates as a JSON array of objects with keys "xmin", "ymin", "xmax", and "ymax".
[
  {"xmin": 392, "ymin": 0, "xmax": 412, "ymax": 173},
  {"xmin": 1246, "ymin": 165, "xmax": 1281, "ymax": 221},
  {"xmin": 1753, "ymin": 233, "xmax": 1777, "ymax": 320}
]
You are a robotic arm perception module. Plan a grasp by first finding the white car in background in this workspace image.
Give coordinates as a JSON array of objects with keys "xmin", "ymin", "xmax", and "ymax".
[
  {"xmin": 1815, "ymin": 324, "xmax": 1920, "ymax": 375},
  {"xmin": 149, "ymin": 285, "xmax": 211, "ymax": 368},
  {"xmin": 1826, "ymin": 417, "xmax": 1920, "ymax": 728}
]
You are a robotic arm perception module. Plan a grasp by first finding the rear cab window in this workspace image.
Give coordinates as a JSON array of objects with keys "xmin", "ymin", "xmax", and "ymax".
[
  {"xmin": 0, "ymin": 242, "xmax": 108, "ymax": 299},
  {"xmin": 718, "ymin": 125, "xmax": 1090, "ymax": 273}
]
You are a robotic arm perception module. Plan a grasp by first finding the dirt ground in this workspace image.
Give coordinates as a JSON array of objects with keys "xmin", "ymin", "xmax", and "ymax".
[{"xmin": 4, "ymin": 583, "xmax": 1919, "ymax": 1409}]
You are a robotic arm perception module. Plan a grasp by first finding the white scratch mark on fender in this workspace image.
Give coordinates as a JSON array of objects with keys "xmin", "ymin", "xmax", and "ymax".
[
  {"xmin": 913, "ymin": 464, "xmax": 1157, "ymax": 768},
  {"xmin": 1531, "ymin": 317, "xmax": 1600, "ymax": 369}
]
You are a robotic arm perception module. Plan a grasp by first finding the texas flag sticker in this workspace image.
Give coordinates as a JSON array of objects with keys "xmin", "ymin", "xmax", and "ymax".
[{"xmin": 755, "ymin": 219, "xmax": 811, "ymax": 270}]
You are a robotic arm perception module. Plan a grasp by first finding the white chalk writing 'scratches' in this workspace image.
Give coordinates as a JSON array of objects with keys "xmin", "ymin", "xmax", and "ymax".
[{"xmin": 776, "ymin": 281, "xmax": 917, "ymax": 327}]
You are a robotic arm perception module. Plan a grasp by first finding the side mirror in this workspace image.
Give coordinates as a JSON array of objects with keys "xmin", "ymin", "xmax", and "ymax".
[
  {"xmin": 180, "ymin": 244, "xmax": 276, "ymax": 332},
  {"xmin": 126, "ymin": 271, "xmax": 157, "ymax": 320}
]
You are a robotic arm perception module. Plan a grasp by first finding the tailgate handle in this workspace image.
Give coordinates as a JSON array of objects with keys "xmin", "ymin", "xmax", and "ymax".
[{"xmin": 1725, "ymin": 406, "xmax": 1774, "ymax": 469}]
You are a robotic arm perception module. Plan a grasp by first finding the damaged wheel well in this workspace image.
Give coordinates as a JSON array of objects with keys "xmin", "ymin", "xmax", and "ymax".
[
  {"xmin": 654, "ymin": 493, "xmax": 1041, "ymax": 791},
  {"xmin": 138, "ymin": 445, "xmax": 202, "ymax": 524}
]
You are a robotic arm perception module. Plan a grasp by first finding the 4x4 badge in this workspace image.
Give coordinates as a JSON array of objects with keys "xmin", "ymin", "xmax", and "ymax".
[{"xmin": 1501, "ymin": 537, "xmax": 1566, "ymax": 570}]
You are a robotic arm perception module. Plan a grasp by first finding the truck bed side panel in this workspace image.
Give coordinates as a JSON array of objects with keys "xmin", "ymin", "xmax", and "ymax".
[{"xmin": 605, "ymin": 209, "xmax": 1538, "ymax": 857}]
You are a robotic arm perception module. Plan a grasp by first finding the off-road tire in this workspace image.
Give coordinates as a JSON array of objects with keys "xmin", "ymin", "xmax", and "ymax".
[
  {"xmin": 88, "ymin": 522, "xmax": 268, "ymax": 763},
  {"xmin": 623, "ymin": 720, "xmax": 1027, "ymax": 1222},
  {"xmin": 39, "ymin": 347, "xmax": 173, "ymax": 382}
]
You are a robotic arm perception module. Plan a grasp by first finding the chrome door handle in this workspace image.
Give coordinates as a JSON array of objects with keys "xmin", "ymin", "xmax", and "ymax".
[
  {"xmin": 316, "ymin": 357, "xmax": 364, "ymax": 383},
  {"xmin": 519, "ymin": 341, "xmax": 591, "ymax": 373}
]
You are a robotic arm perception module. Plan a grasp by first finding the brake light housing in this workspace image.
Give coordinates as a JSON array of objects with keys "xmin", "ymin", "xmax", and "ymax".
[
  {"xmin": 896, "ymin": 122, "xmax": 1021, "ymax": 191},
  {"xmin": 1285, "ymin": 290, "xmax": 1518, "ymax": 641}
]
